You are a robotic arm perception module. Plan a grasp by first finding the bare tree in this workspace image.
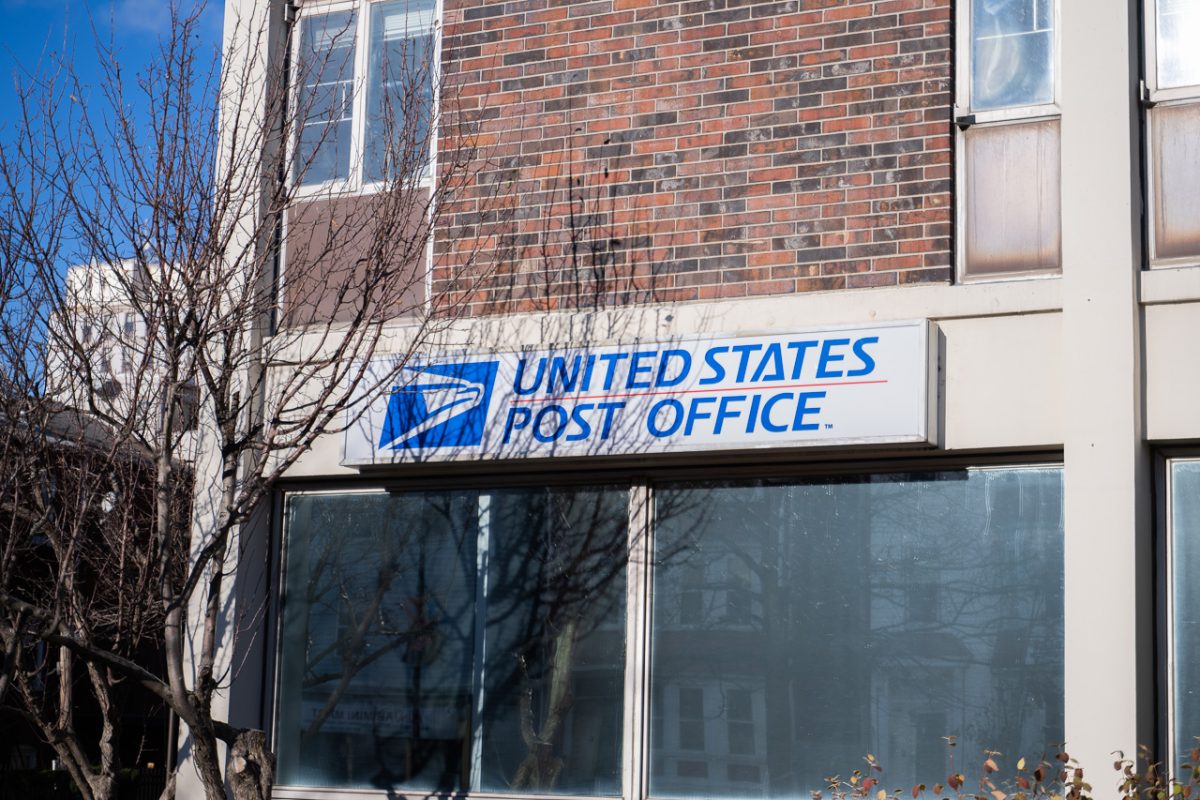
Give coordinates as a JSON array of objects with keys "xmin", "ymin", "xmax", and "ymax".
[{"xmin": 0, "ymin": 2, "xmax": 505, "ymax": 799}]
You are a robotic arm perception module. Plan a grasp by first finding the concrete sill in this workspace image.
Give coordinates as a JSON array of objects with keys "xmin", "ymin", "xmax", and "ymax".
[{"xmin": 1141, "ymin": 264, "xmax": 1200, "ymax": 306}]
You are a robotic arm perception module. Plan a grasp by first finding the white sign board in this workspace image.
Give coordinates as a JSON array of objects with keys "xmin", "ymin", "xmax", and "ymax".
[{"xmin": 343, "ymin": 321, "xmax": 936, "ymax": 465}]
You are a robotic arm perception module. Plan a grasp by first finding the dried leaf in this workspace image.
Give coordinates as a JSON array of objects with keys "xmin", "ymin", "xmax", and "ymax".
[
  {"xmin": 877, "ymin": 789, "xmax": 887, "ymax": 800},
  {"xmin": 1017, "ymin": 777, "xmax": 1031, "ymax": 790},
  {"xmin": 985, "ymin": 759, "xmax": 1000, "ymax": 774},
  {"xmin": 933, "ymin": 784, "xmax": 943, "ymax": 795},
  {"xmin": 1017, "ymin": 758, "xmax": 1026, "ymax": 771},
  {"xmin": 992, "ymin": 791, "xmax": 1007, "ymax": 800}
]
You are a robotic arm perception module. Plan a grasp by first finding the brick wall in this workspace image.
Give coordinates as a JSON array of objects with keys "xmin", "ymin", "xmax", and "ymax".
[{"xmin": 436, "ymin": 0, "xmax": 953, "ymax": 316}]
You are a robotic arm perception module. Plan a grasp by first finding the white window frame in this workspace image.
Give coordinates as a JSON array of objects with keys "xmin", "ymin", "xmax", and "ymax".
[
  {"xmin": 954, "ymin": 0, "xmax": 1063, "ymax": 283},
  {"xmin": 1143, "ymin": 0, "xmax": 1200, "ymax": 268},
  {"xmin": 1144, "ymin": 0, "xmax": 1200, "ymax": 104},
  {"xmin": 290, "ymin": 0, "xmax": 441, "ymax": 200}
]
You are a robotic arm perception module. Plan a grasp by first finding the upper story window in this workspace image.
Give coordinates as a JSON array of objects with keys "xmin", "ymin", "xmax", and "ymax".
[
  {"xmin": 957, "ymin": 0, "xmax": 1061, "ymax": 281},
  {"xmin": 293, "ymin": 0, "xmax": 437, "ymax": 193},
  {"xmin": 1154, "ymin": 0, "xmax": 1200, "ymax": 91},
  {"xmin": 1145, "ymin": 0, "xmax": 1200, "ymax": 267},
  {"xmin": 970, "ymin": 0, "xmax": 1054, "ymax": 111}
]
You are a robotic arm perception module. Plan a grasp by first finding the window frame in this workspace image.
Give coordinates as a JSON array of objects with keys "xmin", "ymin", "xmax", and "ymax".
[
  {"xmin": 266, "ymin": 456, "xmax": 1066, "ymax": 800},
  {"xmin": 1160, "ymin": 453, "xmax": 1200, "ymax": 774},
  {"xmin": 1142, "ymin": 0, "xmax": 1200, "ymax": 268},
  {"xmin": 1144, "ymin": 0, "xmax": 1200, "ymax": 103},
  {"xmin": 954, "ymin": 0, "xmax": 1063, "ymax": 283},
  {"xmin": 289, "ymin": 0, "xmax": 441, "ymax": 200}
]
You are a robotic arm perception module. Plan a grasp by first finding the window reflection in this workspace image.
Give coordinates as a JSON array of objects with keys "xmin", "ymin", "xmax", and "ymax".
[
  {"xmin": 276, "ymin": 488, "xmax": 627, "ymax": 794},
  {"xmin": 365, "ymin": 0, "xmax": 436, "ymax": 183},
  {"xmin": 1157, "ymin": 0, "xmax": 1200, "ymax": 90},
  {"xmin": 295, "ymin": 11, "xmax": 357, "ymax": 186},
  {"xmin": 971, "ymin": 0, "xmax": 1054, "ymax": 110},
  {"xmin": 651, "ymin": 469, "xmax": 1064, "ymax": 797}
]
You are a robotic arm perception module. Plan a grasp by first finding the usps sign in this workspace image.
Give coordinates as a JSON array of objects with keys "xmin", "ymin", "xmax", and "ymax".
[{"xmin": 343, "ymin": 320, "xmax": 937, "ymax": 465}]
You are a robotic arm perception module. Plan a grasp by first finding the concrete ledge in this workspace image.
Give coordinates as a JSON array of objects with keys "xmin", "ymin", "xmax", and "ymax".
[{"xmin": 1141, "ymin": 264, "xmax": 1200, "ymax": 305}]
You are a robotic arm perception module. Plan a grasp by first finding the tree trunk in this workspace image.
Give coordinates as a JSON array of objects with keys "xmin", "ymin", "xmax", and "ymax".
[
  {"xmin": 190, "ymin": 728, "xmax": 228, "ymax": 800},
  {"xmin": 226, "ymin": 729, "xmax": 275, "ymax": 800}
]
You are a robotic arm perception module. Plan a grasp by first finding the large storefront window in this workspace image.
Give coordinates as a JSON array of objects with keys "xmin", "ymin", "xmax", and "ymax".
[
  {"xmin": 651, "ymin": 469, "xmax": 1064, "ymax": 796},
  {"xmin": 275, "ymin": 466, "xmax": 1064, "ymax": 796},
  {"xmin": 276, "ymin": 488, "xmax": 628, "ymax": 792}
]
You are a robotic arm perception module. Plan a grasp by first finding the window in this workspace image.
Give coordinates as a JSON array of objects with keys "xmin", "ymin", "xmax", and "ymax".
[
  {"xmin": 293, "ymin": 0, "xmax": 437, "ymax": 192},
  {"xmin": 1167, "ymin": 459, "xmax": 1200, "ymax": 770},
  {"xmin": 276, "ymin": 488, "xmax": 627, "ymax": 793},
  {"xmin": 276, "ymin": 467, "xmax": 1064, "ymax": 797},
  {"xmin": 958, "ymin": 0, "xmax": 1061, "ymax": 280},
  {"xmin": 1145, "ymin": 1, "xmax": 1200, "ymax": 266},
  {"xmin": 650, "ymin": 469, "xmax": 1064, "ymax": 796}
]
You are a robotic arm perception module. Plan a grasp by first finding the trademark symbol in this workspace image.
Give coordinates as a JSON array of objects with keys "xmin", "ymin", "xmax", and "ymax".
[{"xmin": 824, "ymin": 423, "xmax": 834, "ymax": 430}]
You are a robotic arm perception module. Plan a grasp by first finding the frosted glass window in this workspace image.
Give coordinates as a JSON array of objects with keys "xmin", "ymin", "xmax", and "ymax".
[
  {"xmin": 963, "ymin": 120, "xmax": 1061, "ymax": 277},
  {"xmin": 1150, "ymin": 102, "xmax": 1200, "ymax": 262},
  {"xmin": 365, "ymin": 0, "xmax": 436, "ymax": 182},
  {"xmin": 295, "ymin": 11, "xmax": 357, "ymax": 186},
  {"xmin": 1171, "ymin": 461, "xmax": 1200, "ymax": 769},
  {"xmin": 1156, "ymin": 0, "xmax": 1200, "ymax": 90},
  {"xmin": 651, "ymin": 468, "xmax": 1064, "ymax": 797},
  {"xmin": 276, "ymin": 488, "xmax": 627, "ymax": 794},
  {"xmin": 971, "ymin": 0, "xmax": 1054, "ymax": 110}
]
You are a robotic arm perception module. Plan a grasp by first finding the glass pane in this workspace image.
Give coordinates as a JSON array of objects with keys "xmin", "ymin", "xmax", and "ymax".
[
  {"xmin": 972, "ymin": 0, "xmax": 1054, "ymax": 110},
  {"xmin": 1150, "ymin": 102, "xmax": 1200, "ymax": 262},
  {"xmin": 1157, "ymin": 0, "xmax": 1200, "ymax": 89},
  {"xmin": 476, "ymin": 488, "xmax": 627, "ymax": 795},
  {"xmin": 295, "ymin": 11, "xmax": 356, "ymax": 186},
  {"xmin": 277, "ymin": 488, "xmax": 627, "ymax": 794},
  {"xmin": 1172, "ymin": 461, "xmax": 1200, "ymax": 769},
  {"xmin": 963, "ymin": 120, "xmax": 1061, "ymax": 277},
  {"xmin": 366, "ymin": 0, "xmax": 437, "ymax": 183},
  {"xmin": 651, "ymin": 468, "xmax": 1064, "ymax": 798}
]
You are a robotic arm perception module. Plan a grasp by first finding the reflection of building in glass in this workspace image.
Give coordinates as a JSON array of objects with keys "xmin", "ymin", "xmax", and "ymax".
[
  {"xmin": 276, "ymin": 489, "xmax": 627, "ymax": 793},
  {"xmin": 650, "ymin": 470, "xmax": 1062, "ymax": 796}
]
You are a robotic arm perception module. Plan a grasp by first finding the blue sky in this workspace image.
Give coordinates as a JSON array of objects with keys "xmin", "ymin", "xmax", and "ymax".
[{"xmin": 0, "ymin": 0, "xmax": 223, "ymax": 136}]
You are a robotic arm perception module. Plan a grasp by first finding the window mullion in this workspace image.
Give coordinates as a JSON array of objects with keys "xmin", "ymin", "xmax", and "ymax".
[
  {"xmin": 624, "ymin": 481, "xmax": 653, "ymax": 800},
  {"xmin": 350, "ymin": 4, "xmax": 371, "ymax": 190},
  {"xmin": 469, "ymin": 492, "xmax": 492, "ymax": 794}
]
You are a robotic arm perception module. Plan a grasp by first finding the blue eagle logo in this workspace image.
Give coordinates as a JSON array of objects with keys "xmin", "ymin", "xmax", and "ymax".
[{"xmin": 378, "ymin": 361, "xmax": 499, "ymax": 451}]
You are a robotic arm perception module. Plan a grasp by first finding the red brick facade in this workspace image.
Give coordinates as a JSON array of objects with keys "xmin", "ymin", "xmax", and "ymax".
[{"xmin": 435, "ymin": 0, "xmax": 953, "ymax": 315}]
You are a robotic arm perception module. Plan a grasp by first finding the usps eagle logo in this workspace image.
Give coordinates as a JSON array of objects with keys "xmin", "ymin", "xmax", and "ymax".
[{"xmin": 378, "ymin": 361, "xmax": 499, "ymax": 451}]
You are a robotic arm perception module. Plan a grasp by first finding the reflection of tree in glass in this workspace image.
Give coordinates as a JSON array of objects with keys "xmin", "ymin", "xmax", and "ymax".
[
  {"xmin": 480, "ymin": 488, "xmax": 628, "ymax": 792},
  {"xmin": 650, "ymin": 470, "xmax": 1063, "ymax": 797},
  {"xmin": 281, "ymin": 485, "xmax": 692, "ymax": 794},
  {"xmin": 282, "ymin": 492, "xmax": 478, "ymax": 790}
]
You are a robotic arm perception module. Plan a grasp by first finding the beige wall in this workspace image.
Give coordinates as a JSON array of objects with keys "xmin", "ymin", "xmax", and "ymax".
[{"xmin": 1145, "ymin": 297, "xmax": 1200, "ymax": 441}]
